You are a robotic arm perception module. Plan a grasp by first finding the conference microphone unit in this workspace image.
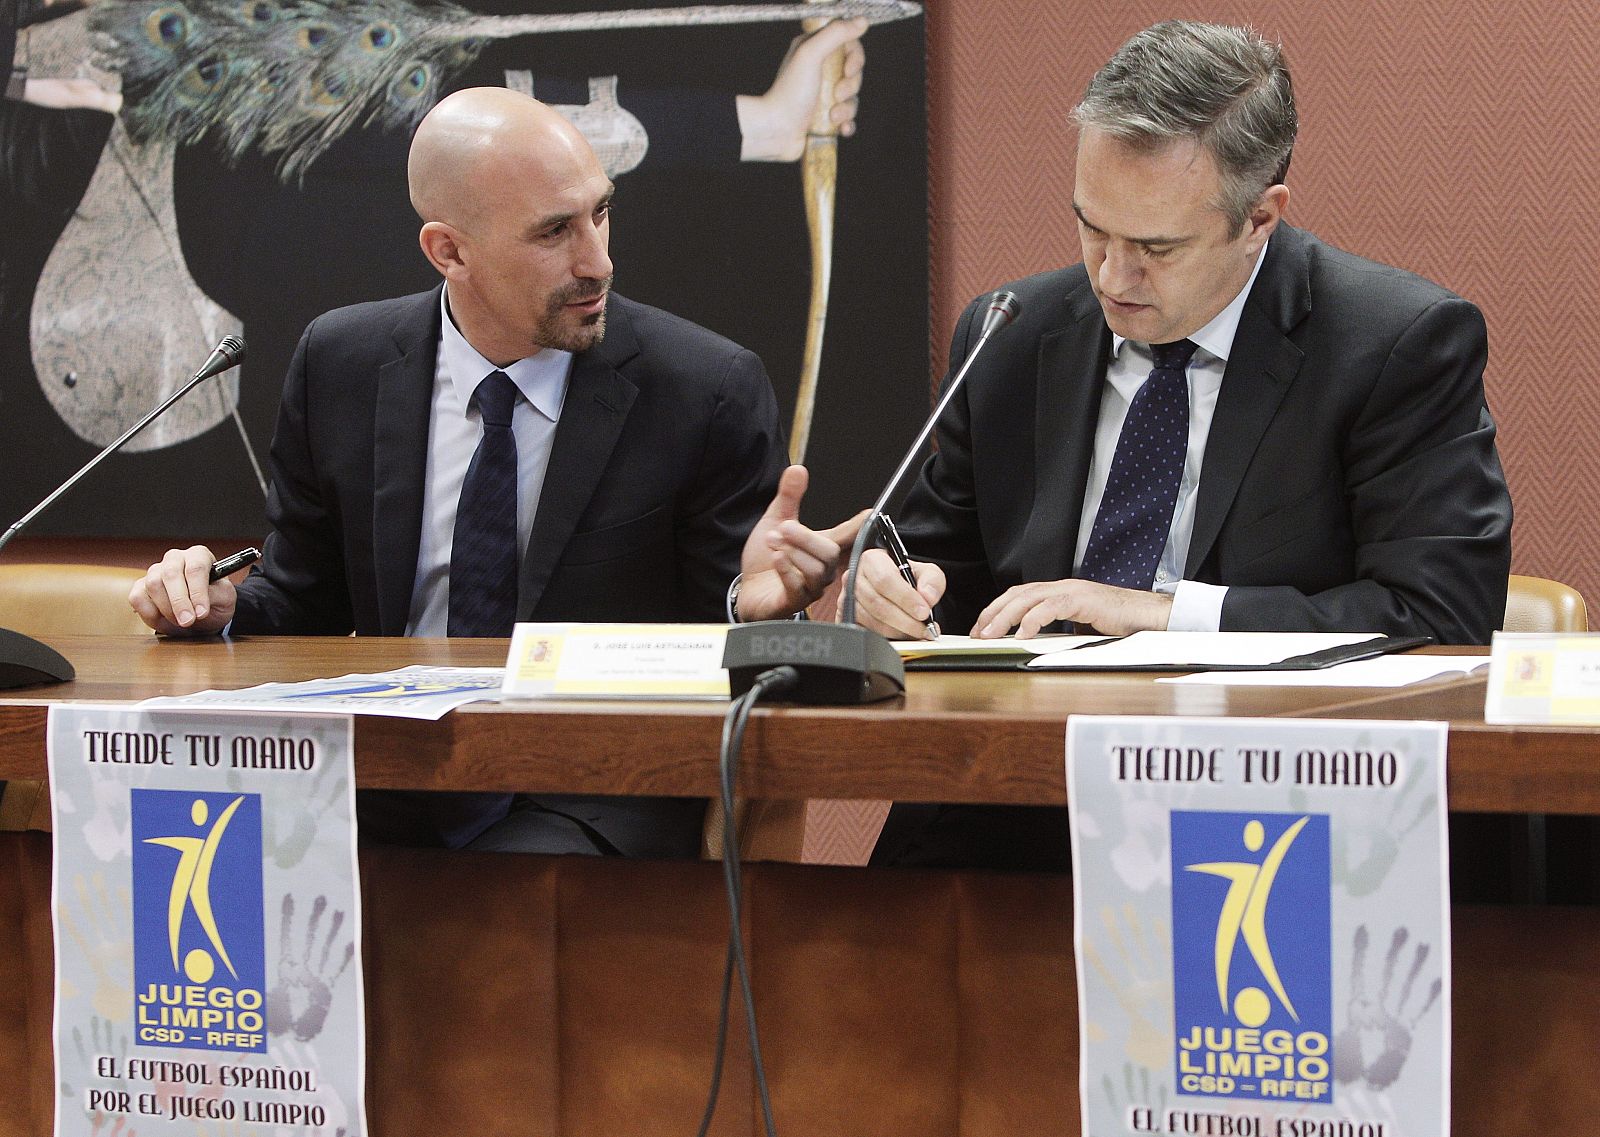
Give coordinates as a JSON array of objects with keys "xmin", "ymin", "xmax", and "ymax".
[
  {"xmin": 0, "ymin": 335, "xmax": 247, "ymax": 688},
  {"xmin": 724, "ymin": 291, "xmax": 1022, "ymax": 704}
]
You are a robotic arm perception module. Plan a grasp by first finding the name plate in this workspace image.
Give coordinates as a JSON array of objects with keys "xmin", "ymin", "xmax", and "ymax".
[
  {"xmin": 1486, "ymin": 631, "xmax": 1600, "ymax": 724},
  {"xmin": 503, "ymin": 623, "xmax": 730, "ymax": 699}
]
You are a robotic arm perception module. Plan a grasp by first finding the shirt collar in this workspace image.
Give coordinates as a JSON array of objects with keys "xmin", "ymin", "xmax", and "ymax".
[
  {"xmin": 439, "ymin": 286, "xmax": 571, "ymax": 423},
  {"xmin": 1110, "ymin": 237, "xmax": 1271, "ymax": 366}
]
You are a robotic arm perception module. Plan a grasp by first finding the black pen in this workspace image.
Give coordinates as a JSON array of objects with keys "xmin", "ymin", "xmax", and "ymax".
[
  {"xmin": 879, "ymin": 514, "xmax": 939, "ymax": 639},
  {"xmin": 209, "ymin": 547, "xmax": 262, "ymax": 583}
]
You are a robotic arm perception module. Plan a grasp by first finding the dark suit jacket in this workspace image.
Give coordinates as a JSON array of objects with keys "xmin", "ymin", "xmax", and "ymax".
[
  {"xmin": 901, "ymin": 224, "xmax": 1513, "ymax": 644},
  {"xmin": 233, "ymin": 286, "xmax": 786, "ymax": 635}
]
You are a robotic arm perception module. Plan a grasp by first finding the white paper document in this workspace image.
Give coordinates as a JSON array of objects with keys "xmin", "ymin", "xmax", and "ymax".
[
  {"xmin": 1159, "ymin": 655, "xmax": 1487, "ymax": 686},
  {"xmin": 1027, "ymin": 630, "xmax": 1379, "ymax": 670},
  {"xmin": 137, "ymin": 665, "xmax": 506, "ymax": 720},
  {"xmin": 891, "ymin": 633, "xmax": 1105, "ymax": 660}
]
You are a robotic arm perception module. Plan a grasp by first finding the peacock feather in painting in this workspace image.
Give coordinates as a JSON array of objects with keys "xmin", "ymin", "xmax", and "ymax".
[
  {"xmin": 94, "ymin": 0, "xmax": 488, "ymax": 181},
  {"xmin": 21, "ymin": 0, "xmax": 917, "ymax": 459}
]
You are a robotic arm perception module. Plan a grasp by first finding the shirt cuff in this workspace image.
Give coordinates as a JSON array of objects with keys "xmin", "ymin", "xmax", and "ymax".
[{"xmin": 1167, "ymin": 581, "xmax": 1228, "ymax": 632}]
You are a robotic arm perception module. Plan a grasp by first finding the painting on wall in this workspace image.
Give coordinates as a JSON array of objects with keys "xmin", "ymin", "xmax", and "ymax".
[{"xmin": 0, "ymin": 0, "xmax": 926, "ymax": 539}]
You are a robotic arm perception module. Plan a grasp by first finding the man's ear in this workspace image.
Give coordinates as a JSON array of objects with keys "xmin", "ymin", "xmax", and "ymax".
[
  {"xmin": 1246, "ymin": 184, "xmax": 1289, "ymax": 251},
  {"xmin": 418, "ymin": 221, "xmax": 466, "ymax": 278}
]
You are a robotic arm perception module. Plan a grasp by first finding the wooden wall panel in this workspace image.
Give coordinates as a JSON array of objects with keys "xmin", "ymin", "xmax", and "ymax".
[{"xmin": 6, "ymin": 837, "xmax": 1600, "ymax": 1135}]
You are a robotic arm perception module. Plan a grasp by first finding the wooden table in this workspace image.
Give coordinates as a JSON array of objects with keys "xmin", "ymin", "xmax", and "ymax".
[
  {"xmin": 2, "ymin": 635, "xmax": 1597, "ymax": 1136},
  {"xmin": 0, "ymin": 635, "xmax": 1587, "ymax": 813}
]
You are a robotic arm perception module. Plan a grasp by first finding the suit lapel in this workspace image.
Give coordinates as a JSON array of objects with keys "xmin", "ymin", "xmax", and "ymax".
[
  {"xmin": 516, "ymin": 302, "xmax": 641, "ymax": 618},
  {"xmin": 1029, "ymin": 280, "xmax": 1112, "ymax": 580},
  {"xmin": 1185, "ymin": 226, "xmax": 1312, "ymax": 575},
  {"xmin": 372, "ymin": 289, "xmax": 443, "ymax": 635}
]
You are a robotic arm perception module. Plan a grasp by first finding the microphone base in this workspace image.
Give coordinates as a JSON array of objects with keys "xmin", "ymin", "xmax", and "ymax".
[
  {"xmin": 723, "ymin": 622, "xmax": 905, "ymax": 705},
  {"xmin": 0, "ymin": 627, "xmax": 74, "ymax": 689}
]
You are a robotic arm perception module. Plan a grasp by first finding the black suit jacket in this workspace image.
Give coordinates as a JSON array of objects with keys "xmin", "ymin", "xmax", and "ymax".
[
  {"xmin": 233, "ymin": 287, "xmax": 785, "ymax": 634},
  {"xmin": 901, "ymin": 224, "xmax": 1513, "ymax": 644}
]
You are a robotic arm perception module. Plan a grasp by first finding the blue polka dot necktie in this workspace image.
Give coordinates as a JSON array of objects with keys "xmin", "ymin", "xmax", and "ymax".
[
  {"xmin": 448, "ymin": 370, "xmax": 520, "ymax": 637},
  {"xmin": 1078, "ymin": 338, "xmax": 1198, "ymax": 591}
]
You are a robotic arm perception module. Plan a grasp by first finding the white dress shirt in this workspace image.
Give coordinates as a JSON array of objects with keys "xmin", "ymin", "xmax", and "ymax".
[
  {"xmin": 406, "ymin": 288, "xmax": 574, "ymax": 636},
  {"xmin": 1073, "ymin": 242, "xmax": 1269, "ymax": 631}
]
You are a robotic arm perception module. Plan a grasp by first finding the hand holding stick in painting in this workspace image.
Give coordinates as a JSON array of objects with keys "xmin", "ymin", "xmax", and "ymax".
[{"xmin": 736, "ymin": 16, "xmax": 866, "ymax": 161}]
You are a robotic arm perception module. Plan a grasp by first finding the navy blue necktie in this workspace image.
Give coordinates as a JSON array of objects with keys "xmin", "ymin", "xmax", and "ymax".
[
  {"xmin": 429, "ymin": 371, "xmax": 522, "ymax": 849},
  {"xmin": 449, "ymin": 370, "xmax": 520, "ymax": 637},
  {"xmin": 1078, "ymin": 339, "xmax": 1198, "ymax": 590}
]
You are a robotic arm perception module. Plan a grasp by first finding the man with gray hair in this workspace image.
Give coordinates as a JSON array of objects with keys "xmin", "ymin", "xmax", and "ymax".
[{"xmin": 853, "ymin": 21, "xmax": 1512, "ymax": 868}]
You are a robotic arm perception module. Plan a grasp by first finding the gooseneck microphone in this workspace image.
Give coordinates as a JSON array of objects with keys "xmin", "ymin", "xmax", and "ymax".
[
  {"xmin": 723, "ymin": 292, "xmax": 1021, "ymax": 704},
  {"xmin": 837, "ymin": 290, "xmax": 1021, "ymax": 627},
  {"xmin": 0, "ymin": 335, "xmax": 245, "ymax": 559},
  {"xmin": 0, "ymin": 336, "xmax": 247, "ymax": 688}
]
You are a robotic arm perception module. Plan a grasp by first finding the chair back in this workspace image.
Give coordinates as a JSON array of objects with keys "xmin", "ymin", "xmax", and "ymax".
[
  {"xmin": 0, "ymin": 563, "xmax": 150, "ymax": 637},
  {"xmin": 1504, "ymin": 574, "xmax": 1590, "ymax": 633}
]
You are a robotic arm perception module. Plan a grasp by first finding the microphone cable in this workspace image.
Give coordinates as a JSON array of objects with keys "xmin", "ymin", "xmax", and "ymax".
[{"xmin": 696, "ymin": 664, "xmax": 799, "ymax": 1137}]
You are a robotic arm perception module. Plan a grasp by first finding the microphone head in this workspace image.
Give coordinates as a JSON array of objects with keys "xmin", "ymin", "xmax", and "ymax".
[
  {"xmin": 195, "ymin": 335, "xmax": 248, "ymax": 382},
  {"xmin": 980, "ymin": 291, "xmax": 1021, "ymax": 337}
]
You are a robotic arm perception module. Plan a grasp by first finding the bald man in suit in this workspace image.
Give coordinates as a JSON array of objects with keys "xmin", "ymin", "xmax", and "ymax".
[{"xmin": 132, "ymin": 88, "xmax": 861, "ymax": 855}]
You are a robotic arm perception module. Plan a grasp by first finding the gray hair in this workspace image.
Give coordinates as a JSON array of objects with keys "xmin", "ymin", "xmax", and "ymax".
[{"xmin": 1073, "ymin": 21, "xmax": 1297, "ymax": 231}]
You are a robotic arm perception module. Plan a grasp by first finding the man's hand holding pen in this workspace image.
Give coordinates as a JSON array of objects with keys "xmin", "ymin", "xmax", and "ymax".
[
  {"xmin": 845, "ymin": 544, "xmax": 947, "ymax": 641},
  {"xmin": 878, "ymin": 515, "xmax": 939, "ymax": 639},
  {"xmin": 815, "ymin": 512, "xmax": 1175, "ymax": 640},
  {"xmin": 129, "ymin": 545, "xmax": 259, "ymax": 637}
]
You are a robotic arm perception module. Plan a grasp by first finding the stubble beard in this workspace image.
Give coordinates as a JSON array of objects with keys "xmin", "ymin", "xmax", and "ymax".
[{"xmin": 539, "ymin": 277, "xmax": 612, "ymax": 353}]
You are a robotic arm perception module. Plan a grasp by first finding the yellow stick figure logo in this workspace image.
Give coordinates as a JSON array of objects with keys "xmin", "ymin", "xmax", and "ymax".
[
  {"xmin": 1185, "ymin": 815, "xmax": 1310, "ymax": 1027},
  {"xmin": 143, "ymin": 795, "xmax": 246, "ymax": 983}
]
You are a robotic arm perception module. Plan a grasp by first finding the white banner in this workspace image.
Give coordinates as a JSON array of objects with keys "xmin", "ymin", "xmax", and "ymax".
[
  {"xmin": 1068, "ymin": 716, "xmax": 1449, "ymax": 1137},
  {"xmin": 48, "ymin": 706, "xmax": 366, "ymax": 1135}
]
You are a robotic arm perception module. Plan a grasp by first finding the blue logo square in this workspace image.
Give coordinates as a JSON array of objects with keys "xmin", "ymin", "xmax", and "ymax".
[
  {"xmin": 131, "ymin": 789, "xmax": 267, "ymax": 1053},
  {"xmin": 1170, "ymin": 809, "xmax": 1332, "ymax": 1104}
]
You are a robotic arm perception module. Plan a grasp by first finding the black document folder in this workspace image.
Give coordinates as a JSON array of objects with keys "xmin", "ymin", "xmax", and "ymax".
[{"xmin": 902, "ymin": 633, "xmax": 1434, "ymax": 672}]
